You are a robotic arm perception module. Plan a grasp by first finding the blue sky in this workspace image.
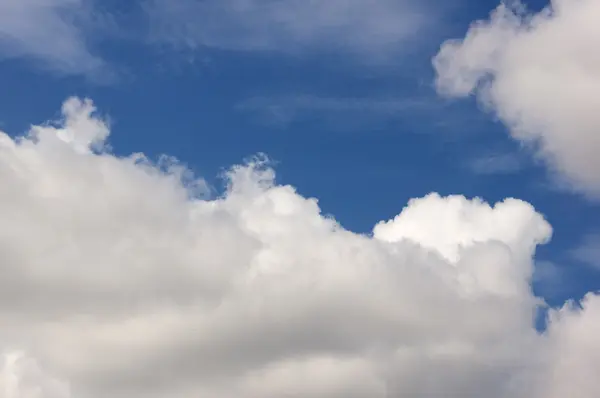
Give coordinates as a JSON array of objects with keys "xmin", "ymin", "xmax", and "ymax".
[
  {"xmin": 1, "ymin": 0, "xmax": 596, "ymax": 307},
  {"xmin": 2, "ymin": 1, "xmax": 600, "ymax": 396}
]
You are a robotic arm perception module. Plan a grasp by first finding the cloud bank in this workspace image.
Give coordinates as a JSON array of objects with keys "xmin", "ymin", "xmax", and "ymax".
[
  {"xmin": 144, "ymin": 0, "xmax": 428, "ymax": 59},
  {"xmin": 433, "ymin": 0, "xmax": 600, "ymax": 198},
  {"xmin": 0, "ymin": 97, "xmax": 598, "ymax": 397},
  {"xmin": 0, "ymin": 0, "xmax": 107, "ymax": 77}
]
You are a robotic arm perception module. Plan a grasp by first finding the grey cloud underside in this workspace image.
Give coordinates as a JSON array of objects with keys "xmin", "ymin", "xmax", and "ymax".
[{"xmin": 0, "ymin": 98, "xmax": 599, "ymax": 397}]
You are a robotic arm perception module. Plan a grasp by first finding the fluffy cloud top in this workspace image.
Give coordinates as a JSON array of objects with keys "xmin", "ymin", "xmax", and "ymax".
[
  {"xmin": 0, "ymin": 97, "xmax": 598, "ymax": 397},
  {"xmin": 433, "ymin": 0, "xmax": 600, "ymax": 198},
  {"xmin": 144, "ymin": 0, "xmax": 427, "ymax": 58},
  {"xmin": 0, "ymin": 0, "xmax": 106, "ymax": 76}
]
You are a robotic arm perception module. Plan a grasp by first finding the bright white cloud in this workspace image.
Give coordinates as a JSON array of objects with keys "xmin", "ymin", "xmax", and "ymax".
[
  {"xmin": 0, "ymin": 97, "xmax": 599, "ymax": 397},
  {"xmin": 144, "ymin": 0, "xmax": 429, "ymax": 59},
  {"xmin": 433, "ymin": 0, "xmax": 600, "ymax": 198},
  {"xmin": 0, "ymin": 0, "xmax": 105, "ymax": 76}
]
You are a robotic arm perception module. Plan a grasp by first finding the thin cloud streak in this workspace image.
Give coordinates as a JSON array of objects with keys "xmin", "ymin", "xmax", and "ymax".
[
  {"xmin": 142, "ymin": 0, "xmax": 435, "ymax": 61},
  {"xmin": 571, "ymin": 233, "xmax": 600, "ymax": 270},
  {"xmin": 466, "ymin": 151, "xmax": 524, "ymax": 176},
  {"xmin": 236, "ymin": 94, "xmax": 492, "ymax": 137}
]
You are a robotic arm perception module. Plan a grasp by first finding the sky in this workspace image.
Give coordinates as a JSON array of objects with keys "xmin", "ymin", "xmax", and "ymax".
[{"xmin": 0, "ymin": 0, "xmax": 599, "ymax": 397}]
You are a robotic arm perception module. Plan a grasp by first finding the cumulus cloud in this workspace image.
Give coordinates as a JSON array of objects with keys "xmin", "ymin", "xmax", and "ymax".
[
  {"xmin": 143, "ymin": 0, "xmax": 428, "ymax": 59},
  {"xmin": 0, "ymin": 0, "xmax": 106, "ymax": 76},
  {"xmin": 0, "ymin": 97, "xmax": 599, "ymax": 397},
  {"xmin": 433, "ymin": 0, "xmax": 600, "ymax": 198}
]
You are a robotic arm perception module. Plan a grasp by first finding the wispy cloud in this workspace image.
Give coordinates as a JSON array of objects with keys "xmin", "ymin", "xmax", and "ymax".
[
  {"xmin": 466, "ymin": 151, "xmax": 524, "ymax": 176},
  {"xmin": 236, "ymin": 94, "xmax": 491, "ymax": 137},
  {"xmin": 571, "ymin": 233, "xmax": 600, "ymax": 270},
  {"xmin": 0, "ymin": 0, "xmax": 110, "ymax": 78},
  {"xmin": 143, "ymin": 0, "xmax": 433, "ymax": 61},
  {"xmin": 532, "ymin": 260, "xmax": 569, "ymax": 300},
  {"xmin": 236, "ymin": 95, "xmax": 433, "ymax": 128},
  {"xmin": 0, "ymin": 1, "xmax": 438, "ymax": 77}
]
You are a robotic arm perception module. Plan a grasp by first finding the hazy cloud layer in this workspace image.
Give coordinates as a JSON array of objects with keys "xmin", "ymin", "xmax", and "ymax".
[
  {"xmin": 433, "ymin": 0, "xmax": 600, "ymax": 198},
  {"xmin": 236, "ymin": 95, "xmax": 435, "ymax": 129},
  {"xmin": 235, "ymin": 94, "xmax": 488, "ymax": 136},
  {"xmin": 466, "ymin": 150, "xmax": 524, "ymax": 176},
  {"xmin": 0, "ymin": 0, "xmax": 109, "ymax": 77},
  {"xmin": 0, "ymin": 0, "xmax": 437, "ymax": 76},
  {"xmin": 0, "ymin": 97, "xmax": 598, "ymax": 397},
  {"xmin": 143, "ymin": 0, "xmax": 429, "ymax": 59},
  {"xmin": 571, "ymin": 233, "xmax": 600, "ymax": 270}
]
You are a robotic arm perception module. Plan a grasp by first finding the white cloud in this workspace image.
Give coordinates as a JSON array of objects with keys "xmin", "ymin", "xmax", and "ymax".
[
  {"xmin": 0, "ymin": 0, "xmax": 106, "ymax": 76},
  {"xmin": 143, "ymin": 0, "xmax": 429, "ymax": 59},
  {"xmin": 0, "ymin": 97, "xmax": 599, "ymax": 397},
  {"xmin": 535, "ymin": 294, "xmax": 600, "ymax": 398},
  {"xmin": 433, "ymin": 0, "xmax": 600, "ymax": 198}
]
